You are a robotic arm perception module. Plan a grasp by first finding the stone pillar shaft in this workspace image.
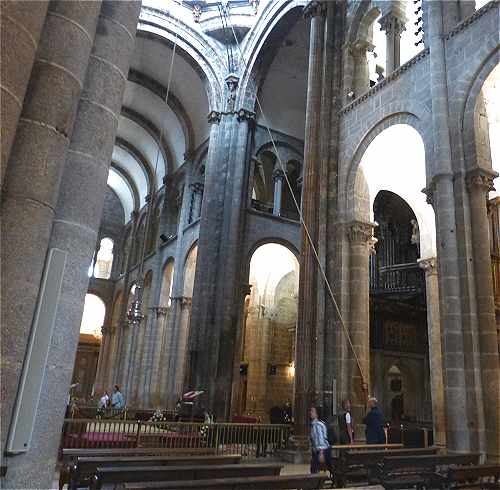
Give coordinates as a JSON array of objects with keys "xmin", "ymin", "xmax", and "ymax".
[
  {"xmin": 347, "ymin": 222, "xmax": 373, "ymax": 418},
  {"xmin": 466, "ymin": 170, "xmax": 500, "ymax": 462},
  {"xmin": 419, "ymin": 257, "xmax": 447, "ymax": 448},
  {"xmin": 1, "ymin": 1, "xmax": 101, "ymax": 479},
  {"xmin": 426, "ymin": 0, "xmax": 470, "ymax": 453},
  {"xmin": 272, "ymin": 169, "xmax": 284, "ymax": 216},
  {"xmin": 294, "ymin": 1, "xmax": 325, "ymax": 444},
  {"xmin": 0, "ymin": 0, "xmax": 49, "ymax": 184},
  {"xmin": 379, "ymin": 13, "xmax": 406, "ymax": 73}
]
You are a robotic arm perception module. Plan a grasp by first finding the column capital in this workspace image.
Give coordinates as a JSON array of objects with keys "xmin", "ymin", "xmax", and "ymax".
[
  {"xmin": 418, "ymin": 257, "xmax": 438, "ymax": 275},
  {"xmin": 303, "ymin": 1, "xmax": 326, "ymax": 19},
  {"xmin": 347, "ymin": 220, "xmax": 375, "ymax": 244},
  {"xmin": 190, "ymin": 182, "xmax": 204, "ymax": 194},
  {"xmin": 465, "ymin": 168, "xmax": 497, "ymax": 195},
  {"xmin": 181, "ymin": 297, "xmax": 192, "ymax": 309},
  {"xmin": 241, "ymin": 283, "xmax": 252, "ymax": 297},
  {"xmin": 207, "ymin": 110, "xmax": 222, "ymax": 125},
  {"xmin": 422, "ymin": 182, "xmax": 436, "ymax": 206},
  {"xmin": 236, "ymin": 108, "xmax": 256, "ymax": 123},
  {"xmin": 272, "ymin": 168, "xmax": 285, "ymax": 182},
  {"xmin": 378, "ymin": 12, "xmax": 407, "ymax": 36},
  {"xmin": 151, "ymin": 306, "xmax": 169, "ymax": 317}
]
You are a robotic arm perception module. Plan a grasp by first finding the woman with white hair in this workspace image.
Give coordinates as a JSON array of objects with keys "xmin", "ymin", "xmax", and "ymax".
[{"xmin": 363, "ymin": 397, "xmax": 385, "ymax": 444}]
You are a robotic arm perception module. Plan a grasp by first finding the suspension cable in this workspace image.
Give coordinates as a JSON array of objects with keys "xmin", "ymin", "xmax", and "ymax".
[{"xmin": 222, "ymin": 6, "xmax": 369, "ymax": 390}]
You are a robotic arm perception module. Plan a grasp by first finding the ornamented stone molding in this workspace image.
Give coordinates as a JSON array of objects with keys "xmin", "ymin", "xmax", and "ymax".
[
  {"xmin": 418, "ymin": 257, "xmax": 438, "ymax": 275},
  {"xmin": 340, "ymin": 48, "xmax": 430, "ymax": 114},
  {"xmin": 207, "ymin": 110, "xmax": 222, "ymax": 124},
  {"xmin": 444, "ymin": 0, "xmax": 500, "ymax": 40},
  {"xmin": 347, "ymin": 221, "xmax": 375, "ymax": 244},
  {"xmin": 236, "ymin": 108, "xmax": 256, "ymax": 123},
  {"xmin": 379, "ymin": 12, "xmax": 407, "ymax": 37},
  {"xmin": 465, "ymin": 168, "xmax": 497, "ymax": 195},
  {"xmin": 303, "ymin": 1, "xmax": 326, "ymax": 19}
]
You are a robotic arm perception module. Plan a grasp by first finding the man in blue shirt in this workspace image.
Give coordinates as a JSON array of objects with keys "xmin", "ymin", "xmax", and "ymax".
[
  {"xmin": 111, "ymin": 385, "xmax": 125, "ymax": 409},
  {"xmin": 309, "ymin": 406, "xmax": 333, "ymax": 474}
]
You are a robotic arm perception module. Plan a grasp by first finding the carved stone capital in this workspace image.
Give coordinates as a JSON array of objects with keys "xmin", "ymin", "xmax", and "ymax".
[
  {"xmin": 190, "ymin": 182, "xmax": 204, "ymax": 194},
  {"xmin": 242, "ymin": 283, "xmax": 252, "ymax": 297},
  {"xmin": 465, "ymin": 168, "xmax": 496, "ymax": 195},
  {"xmin": 181, "ymin": 297, "xmax": 192, "ymax": 309},
  {"xmin": 349, "ymin": 39, "xmax": 375, "ymax": 58},
  {"xmin": 422, "ymin": 183, "xmax": 435, "ymax": 206},
  {"xmin": 272, "ymin": 168, "xmax": 285, "ymax": 182},
  {"xmin": 303, "ymin": 1, "xmax": 326, "ymax": 19},
  {"xmin": 151, "ymin": 306, "xmax": 169, "ymax": 317},
  {"xmin": 418, "ymin": 257, "xmax": 438, "ymax": 276},
  {"xmin": 347, "ymin": 221, "xmax": 375, "ymax": 244},
  {"xmin": 237, "ymin": 108, "xmax": 256, "ymax": 123},
  {"xmin": 207, "ymin": 110, "xmax": 221, "ymax": 125},
  {"xmin": 378, "ymin": 13, "xmax": 407, "ymax": 36}
]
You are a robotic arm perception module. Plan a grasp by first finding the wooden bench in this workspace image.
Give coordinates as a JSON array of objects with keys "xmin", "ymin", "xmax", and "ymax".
[
  {"xmin": 59, "ymin": 447, "xmax": 218, "ymax": 489},
  {"xmin": 90, "ymin": 463, "xmax": 283, "ymax": 490},
  {"xmin": 68, "ymin": 454, "xmax": 241, "ymax": 489},
  {"xmin": 378, "ymin": 453, "xmax": 481, "ymax": 489},
  {"xmin": 446, "ymin": 465, "xmax": 500, "ymax": 489},
  {"xmin": 117, "ymin": 474, "xmax": 328, "ymax": 489},
  {"xmin": 333, "ymin": 446, "xmax": 440, "ymax": 487}
]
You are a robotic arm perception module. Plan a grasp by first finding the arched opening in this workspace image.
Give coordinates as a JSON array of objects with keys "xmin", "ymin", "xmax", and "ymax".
[
  {"xmin": 160, "ymin": 259, "xmax": 175, "ymax": 308},
  {"xmin": 171, "ymin": 244, "xmax": 198, "ymax": 403},
  {"xmin": 71, "ymin": 294, "xmax": 106, "ymax": 401},
  {"xmin": 475, "ymin": 62, "xmax": 500, "ymax": 341},
  {"xmin": 354, "ymin": 123, "xmax": 436, "ymax": 443},
  {"xmin": 235, "ymin": 243, "xmax": 299, "ymax": 422}
]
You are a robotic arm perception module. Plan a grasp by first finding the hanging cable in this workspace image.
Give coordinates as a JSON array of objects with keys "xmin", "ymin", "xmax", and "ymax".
[
  {"xmin": 222, "ymin": 7, "xmax": 369, "ymax": 390},
  {"xmin": 128, "ymin": 8, "xmax": 180, "ymax": 326}
]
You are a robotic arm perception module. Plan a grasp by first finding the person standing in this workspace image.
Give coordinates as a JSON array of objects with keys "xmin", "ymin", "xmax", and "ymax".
[
  {"xmin": 363, "ymin": 397, "xmax": 386, "ymax": 444},
  {"xmin": 339, "ymin": 399, "xmax": 355, "ymax": 444},
  {"xmin": 309, "ymin": 406, "xmax": 333, "ymax": 474},
  {"xmin": 111, "ymin": 385, "xmax": 125, "ymax": 409}
]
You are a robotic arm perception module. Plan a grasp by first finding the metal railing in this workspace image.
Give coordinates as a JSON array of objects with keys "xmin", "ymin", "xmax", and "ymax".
[
  {"xmin": 370, "ymin": 262, "xmax": 424, "ymax": 295},
  {"xmin": 61, "ymin": 419, "xmax": 291, "ymax": 459}
]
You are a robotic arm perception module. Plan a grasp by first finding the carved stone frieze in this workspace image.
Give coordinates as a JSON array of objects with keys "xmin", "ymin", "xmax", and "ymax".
[
  {"xmin": 465, "ymin": 168, "xmax": 496, "ymax": 196},
  {"xmin": 207, "ymin": 110, "xmax": 221, "ymax": 124},
  {"xmin": 378, "ymin": 13, "xmax": 407, "ymax": 37}
]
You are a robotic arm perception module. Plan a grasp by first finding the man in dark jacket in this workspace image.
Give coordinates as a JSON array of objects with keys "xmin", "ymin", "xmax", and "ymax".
[{"xmin": 363, "ymin": 397, "xmax": 386, "ymax": 444}]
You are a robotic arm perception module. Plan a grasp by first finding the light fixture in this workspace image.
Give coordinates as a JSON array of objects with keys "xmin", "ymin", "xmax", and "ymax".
[{"xmin": 287, "ymin": 362, "xmax": 295, "ymax": 378}]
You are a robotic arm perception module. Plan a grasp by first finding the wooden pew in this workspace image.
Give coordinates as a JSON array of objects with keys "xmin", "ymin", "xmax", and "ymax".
[
  {"xmin": 117, "ymin": 474, "xmax": 329, "ymax": 489},
  {"xmin": 378, "ymin": 453, "xmax": 481, "ymax": 489},
  {"xmin": 68, "ymin": 454, "xmax": 241, "ymax": 489},
  {"xmin": 333, "ymin": 446, "xmax": 440, "ymax": 487},
  {"xmin": 90, "ymin": 463, "xmax": 284, "ymax": 490},
  {"xmin": 59, "ymin": 447, "xmax": 218, "ymax": 490},
  {"xmin": 446, "ymin": 465, "xmax": 500, "ymax": 489}
]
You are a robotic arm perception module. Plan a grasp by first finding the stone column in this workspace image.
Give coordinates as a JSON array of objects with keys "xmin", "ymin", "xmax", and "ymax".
[
  {"xmin": 466, "ymin": 169, "xmax": 500, "ymax": 462},
  {"xmin": 1, "ymin": 2, "xmax": 101, "ymax": 479},
  {"xmin": 94, "ymin": 324, "xmax": 113, "ymax": 393},
  {"xmin": 426, "ymin": 0, "xmax": 471, "ymax": 453},
  {"xmin": 2, "ymin": 2, "xmax": 140, "ymax": 486},
  {"xmin": 378, "ymin": 13, "xmax": 406, "ymax": 73},
  {"xmin": 294, "ymin": 0, "xmax": 325, "ymax": 446},
  {"xmin": 350, "ymin": 40, "xmax": 372, "ymax": 98},
  {"xmin": 418, "ymin": 257, "xmax": 447, "ymax": 448},
  {"xmin": 272, "ymin": 169, "xmax": 284, "ymax": 216},
  {"xmin": 0, "ymin": 0, "xmax": 49, "ymax": 183},
  {"xmin": 149, "ymin": 307, "xmax": 169, "ymax": 407},
  {"xmin": 347, "ymin": 221, "xmax": 373, "ymax": 422}
]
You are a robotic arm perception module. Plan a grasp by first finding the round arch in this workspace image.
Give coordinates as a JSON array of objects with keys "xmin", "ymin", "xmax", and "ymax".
[{"xmin": 462, "ymin": 47, "xmax": 500, "ymax": 174}]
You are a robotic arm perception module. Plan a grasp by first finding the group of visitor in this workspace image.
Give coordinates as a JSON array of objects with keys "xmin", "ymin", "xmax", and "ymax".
[
  {"xmin": 99, "ymin": 384, "xmax": 125, "ymax": 409},
  {"xmin": 309, "ymin": 397, "xmax": 386, "ymax": 474}
]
